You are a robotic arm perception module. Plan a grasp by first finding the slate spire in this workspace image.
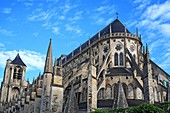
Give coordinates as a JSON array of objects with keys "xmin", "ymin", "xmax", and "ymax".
[
  {"xmin": 11, "ymin": 53, "xmax": 26, "ymax": 66},
  {"xmin": 44, "ymin": 39, "xmax": 53, "ymax": 73}
]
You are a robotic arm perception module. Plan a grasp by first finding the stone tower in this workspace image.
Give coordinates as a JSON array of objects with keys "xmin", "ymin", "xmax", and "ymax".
[
  {"xmin": 0, "ymin": 53, "xmax": 27, "ymax": 103},
  {"xmin": 40, "ymin": 39, "xmax": 53, "ymax": 113},
  {"xmin": 49, "ymin": 58, "xmax": 64, "ymax": 113},
  {"xmin": 143, "ymin": 44, "xmax": 154, "ymax": 104}
]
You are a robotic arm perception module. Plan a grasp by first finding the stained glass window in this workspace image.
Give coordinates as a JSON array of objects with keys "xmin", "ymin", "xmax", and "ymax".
[{"xmin": 114, "ymin": 53, "xmax": 118, "ymax": 66}]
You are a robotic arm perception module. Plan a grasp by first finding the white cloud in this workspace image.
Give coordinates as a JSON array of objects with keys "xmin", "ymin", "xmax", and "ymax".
[
  {"xmin": 58, "ymin": 15, "xmax": 65, "ymax": 20},
  {"xmin": 142, "ymin": 1, "xmax": 170, "ymax": 21},
  {"xmin": 0, "ymin": 27, "xmax": 15, "ymax": 36},
  {"xmin": 69, "ymin": 11, "xmax": 83, "ymax": 22},
  {"xmin": 33, "ymin": 32, "xmax": 39, "ymax": 37},
  {"xmin": 2, "ymin": 8, "xmax": 11, "ymax": 14},
  {"xmin": 28, "ymin": 10, "xmax": 51, "ymax": 21},
  {"xmin": 52, "ymin": 26, "xmax": 59, "ymax": 35},
  {"xmin": 137, "ymin": 1, "xmax": 170, "ymax": 38},
  {"xmin": 65, "ymin": 24, "xmax": 82, "ymax": 35},
  {"xmin": 133, "ymin": 0, "xmax": 151, "ymax": 10},
  {"xmin": 91, "ymin": 4, "xmax": 115, "ymax": 25},
  {"xmin": 0, "ymin": 43, "xmax": 4, "ymax": 47},
  {"xmin": 134, "ymin": 0, "xmax": 170, "ymax": 73},
  {"xmin": 6, "ymin": 17, "xmax": 16, "ymax": 22},
  {"xmin": 0, "ymin": 50, "xmax": 45, "ymax": 71},
  {"xmin": 160, "ymin": 48, "xmax": 170, "ymax": 72},
  {"xmin": 24, "ymin": 2, "xmax": 33, "ymax": 7}
]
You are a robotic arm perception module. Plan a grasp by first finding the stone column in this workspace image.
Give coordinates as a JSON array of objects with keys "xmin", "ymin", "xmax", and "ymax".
[
  {"xmin": 87, "ymin": 64, "xmax": 97, "ymax": 112},
  {"xmin": 10, "ymin": 67, "xmax": 14, "ymax": 83},
  {"xmin": 50, "ymin": 74, "xmax": 63, "ymax": 113}
]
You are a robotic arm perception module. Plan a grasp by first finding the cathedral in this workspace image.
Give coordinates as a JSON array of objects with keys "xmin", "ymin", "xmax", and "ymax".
[{"xmin": 0, "ymin": 18, "xmax": 170, "ymax": 113}]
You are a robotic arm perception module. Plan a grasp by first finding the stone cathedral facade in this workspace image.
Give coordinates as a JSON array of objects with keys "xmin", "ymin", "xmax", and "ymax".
[{"xmin": 0, "ymin": 18, "xmax": 170, "ymax": 113}]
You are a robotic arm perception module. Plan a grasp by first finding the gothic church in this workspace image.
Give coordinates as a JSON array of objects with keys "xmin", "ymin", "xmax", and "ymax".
[{"xmin": 0, "ymin": 18, "xmax": 170, "ymax": 113}]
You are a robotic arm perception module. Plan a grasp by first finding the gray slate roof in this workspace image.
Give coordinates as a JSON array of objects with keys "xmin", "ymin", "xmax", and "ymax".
[
  {"xmin": 11, "ymin": 53, "xmax": 26, "ymax": 66},
  {"xmin": 107, "ymin": 67, "xmax": 132, "ymax": 76}
]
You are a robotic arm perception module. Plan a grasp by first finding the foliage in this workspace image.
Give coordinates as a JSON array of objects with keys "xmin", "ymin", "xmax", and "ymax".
[
  {"xmin": 126, "ymin": 103, "xmax": 165, "ymax": 113},
  {"xmin": 90, "ymin": 103, "xmax": 166, "ymax": 113},
  {"xmin": 156, "ymin": 102, "xmax": 170, "ymax": 112},
  {"xmin": 90, "ymin": 109, "xmax": 108, "ymax": 113}
]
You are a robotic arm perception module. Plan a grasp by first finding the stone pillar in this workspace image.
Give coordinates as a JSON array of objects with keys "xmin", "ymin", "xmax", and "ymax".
[
  {"xmin": 10, "ymin": 67, "xmax": 14, "ymax": 83},
  {"xmin": 50, "ymin": 74, "xmax": 63, "ymax": 113},
  {"xmin": 34, "ymin": 96, "xmax": 41, "ymax": 113},
  {"xmin": 22, "ymin": 69, "xmax": 25, "ymax": 81},
  {"xmin": 109, "ymin": 38, "xmax": 114, "ymax": 67},
  {"xmin": 87, "ymin": 64, "xmax": 97, "ymax": 112}
]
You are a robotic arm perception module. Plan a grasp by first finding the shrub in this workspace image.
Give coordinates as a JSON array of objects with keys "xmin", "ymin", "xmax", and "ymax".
[
  {"xmin": 90, "ymin": 103, "xmax": 166, "ymax": 113},
  {"xmin": 126, "ymin": 103, "xmax": 165, "ymax": 113},
  {"xmin": 90, "ymin": 109, "xmax": 108, "ymax": 113}
]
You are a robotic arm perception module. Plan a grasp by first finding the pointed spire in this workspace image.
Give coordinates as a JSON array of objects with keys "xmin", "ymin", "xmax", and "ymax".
[
  {"xmin": 44, "ymin": 39, "xmax": 53, "ymax": 73},
  {"xmin": 143, "ymin": 46, "xmax": 145, "ymax": 54},
  {"xmin": 136, "ymin": 28, "xmax": 138, "ymax": 37},
  {"xmin": 33, "ymin": 77, "xmax": 35, "ymax": 83},
  {"xmin": 124, "ymin": 24, "xmax": 127, "ymax": 33},
  {"xmin": 116, "ymin": 12, "xmax": 118, "ymax": 19},
  {"xmin": 145, "ymin": 43, "xmax": 150, "ymax": 63},
  {"xmin": 146, "ymin": 43, "xmax": 149, "ymax": 54}
]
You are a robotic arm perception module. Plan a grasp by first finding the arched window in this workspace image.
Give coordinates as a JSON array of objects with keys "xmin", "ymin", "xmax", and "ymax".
[
  {"xmin": 82, "ymin": 88, "xmax": 87, "ymax": 102},
  {"xmin": 114, "ymin": 53, "xmax": 118, "ymax": 66},
  {"xmin": 105, "ymin": 84, "xmax": 112, "ymax": 99},
  {"xmin": 122, "ymin": 83, "xmax": 128, "ymax": 97},
  {"xmin": 13, "ymin": 68, "xmax": 17, "ymax": 79},
  {"xmin": 120, "ymin": 52, "xmax": 124, "ymax": 66},
  {"xmin": 136, "ymin": 87, "xmax": 143, "ymax": 99},
  {"xmin": 18, "ymin": 68, "xmax": 23, "ymax": 77},
  {"xmin": 128, "ymin": 84, "xmax": 134, "ymax": 99},
  {"xmin": 113, "ymin": 83, "xmax": 118, "ymax": 99},
  {"xmin": 97, "ymin": 88, "xmax": 104, "ymax": 100},
  {"xmin": 154, "ymin": 88, "xmax": 158, "ymax": 102},
  {"xmin": 103, "ymin": 55, "xmax": 105, "ymax": 62}
]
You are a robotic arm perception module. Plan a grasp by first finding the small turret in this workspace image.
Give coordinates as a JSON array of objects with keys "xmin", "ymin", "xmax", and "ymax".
[
  {"xmin": 143, "ymin": 46, "xmax": 145, "ymax": 55},
  {"xmin": 145, "ymin": 43, "xmax": 150, "ymax": 63},
  {"xmin": 136, "ymin": 28, "xmax": 138, "ymax": 38}
]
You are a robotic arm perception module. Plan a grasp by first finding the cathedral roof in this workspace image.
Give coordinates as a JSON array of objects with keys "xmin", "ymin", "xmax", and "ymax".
[
  {"xmin": 11, "ymin": 53, "xmax": 26, "ymax": 66},
  {"xmin": 60, "ymin": 18, "xmax": 131, "ymax": 64},
  {"xmin": 104, "ymin": 18, "xmax": 130, "ymax": 34}
]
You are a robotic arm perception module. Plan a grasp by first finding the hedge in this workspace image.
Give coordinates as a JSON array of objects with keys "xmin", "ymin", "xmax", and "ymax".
[{"xmin": 90, "ymin": 102, "xmax": 170, "ymax": 113}]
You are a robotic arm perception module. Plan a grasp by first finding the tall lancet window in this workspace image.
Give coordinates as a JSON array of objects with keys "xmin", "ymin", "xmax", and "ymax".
[
  {"xmin": 133, "ymin": 54, "xmax": 136, "ymax": 62},
  {"xmin": 114, "ymin": 53, "xmax": 118, "ymax": 66},
  {"xmin": 120, "ymin": 52, "xmax": 124, "ymax": 66}
]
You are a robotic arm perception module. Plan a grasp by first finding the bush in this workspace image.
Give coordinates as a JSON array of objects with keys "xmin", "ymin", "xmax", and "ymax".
[
  {"xmin": 90, "ymin": 103, "xmax": 166, "ymax": 113},
  {"xmin": 156, "ymin": 102, "xmax": 170, "ymax": 112},
  {"xmin": 90, "ymin": 109, "xmax": 108, "ymax": 113},
  {"xmin": 126, "ymin": 103, "xmax": 165, "ymax": 113}
]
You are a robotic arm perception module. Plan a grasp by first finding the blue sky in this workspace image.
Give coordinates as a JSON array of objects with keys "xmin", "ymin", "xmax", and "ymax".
[{"xmin": 0, "ymin": 0, "xmax": 170, "ymax": 83}]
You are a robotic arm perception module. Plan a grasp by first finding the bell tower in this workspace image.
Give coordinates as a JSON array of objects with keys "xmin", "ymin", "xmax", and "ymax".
[{"xmin": 0, "ymin": 53, "xmax": 27, "ymax": 103}]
